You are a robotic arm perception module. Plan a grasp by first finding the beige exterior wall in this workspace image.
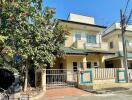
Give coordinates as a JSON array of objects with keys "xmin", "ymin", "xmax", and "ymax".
[
  {"xmin": 65, "ymin": 35, "xmax": 74, "ymax": 47},
  {"xmin": 65, "ymin": 55, "xmax": 84, "ymax": 70},
  {"xmin": 86, "ymin": 54, "xmax": 105, "ymax": 68},
  {"xmin": 65, "ymin": 29, "xmax": 108, "ymax": 51},
  {"xmin": 63, "ymin": 54, "xmax": 105, "ymax": 70},
  {"xmin": 103, "ymin": 34, "xmax": 119, "ymax": 52},
  {"xmin": 119, "ymin": 35, "xmax": 132, "ymax": 52}
]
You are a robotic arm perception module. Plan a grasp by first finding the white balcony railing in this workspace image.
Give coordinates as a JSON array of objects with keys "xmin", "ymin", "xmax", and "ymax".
[
  {"xmin": 84, "ymin": 43, "xmax": 101, "ymax": 49},
  {"xmin": 73, "ymin": 40, "xmax": 108, "ymax": 50}
]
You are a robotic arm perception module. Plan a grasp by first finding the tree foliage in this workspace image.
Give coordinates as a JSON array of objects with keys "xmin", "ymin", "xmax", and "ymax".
[{"xmin": 0, "ymin": 0, "xmax": 67, "ymax": 70}]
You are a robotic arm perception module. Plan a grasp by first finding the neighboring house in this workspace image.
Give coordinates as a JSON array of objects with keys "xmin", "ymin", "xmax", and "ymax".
[{"xmin": 102, "ymin": 23, "xmax": 132, "ymax": 69}]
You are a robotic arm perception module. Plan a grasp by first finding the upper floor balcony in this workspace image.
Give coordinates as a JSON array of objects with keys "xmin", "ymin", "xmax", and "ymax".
[{"xmin": 73, "ymin": 40, "xmax": 108, "ymax": 51}]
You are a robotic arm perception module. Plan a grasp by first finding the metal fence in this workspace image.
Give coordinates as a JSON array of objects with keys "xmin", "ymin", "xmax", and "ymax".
[
  {"xmin": 46, "ymin": 69, "xmax": 78, "ymax": 89},
  {"xmin": 94, "ymin": 68, "xmax": 116, "ymax": 80}
]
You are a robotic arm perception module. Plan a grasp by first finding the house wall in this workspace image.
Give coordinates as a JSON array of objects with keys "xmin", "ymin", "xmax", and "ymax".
[
  {"xmin": 68, "ymin": 13, "xmax": 95, "ymax": 24},
  {"xmin": 119, "ymin": 35, "xmax": 132, "ymax": 52},
  {"xmin": 103, "ymin": 34, "xmax": 119, "ymax": 52},
  {"xmin": 65, "ymin": 29, "xmax": 100, "ymax": 48},
  {"xmin": 65, "ymin": 29, "xmax": 108, "ymax": 51},
  {"xmin": 65, "ymin": 55, "xmax": 85, "ymax": 70},
  {"xmin": 65, "ymin": 54, "xmax": 105, "ymax": 70},
  {"xmin": 86, "ymin": 54, "xmax": 105, "ymax": 68}
]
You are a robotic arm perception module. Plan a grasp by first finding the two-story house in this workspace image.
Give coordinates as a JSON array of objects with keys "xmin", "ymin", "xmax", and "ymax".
[
  {"xmin": 53, "ymin": 13, "xmax": 115, "ymax": 71},
  {"xmin": 45, "ymin": 13, "xmax": 132, "ymax": 89}
]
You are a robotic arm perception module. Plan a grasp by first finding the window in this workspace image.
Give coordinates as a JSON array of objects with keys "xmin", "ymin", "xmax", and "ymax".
[
  {"xmin": 109, "ymin": 42, "xmax": 113, "ymax": 49},
  {"xmin": 87, "ymin": 62, "xmax": 91, "ymax": 68},
  {"xmin": 75, "ymin": 34, "xmax": 81, "ymax": 41},
  {"xmin": 87, "ymin": 35, "xmax": 96, "ymax": 44},
  {"xmin": 94, "ymin": 62, "xmax": 98, "ymax": 68},
  {"xmin": 73, "ymin": 62, "xmax": 77, "ymax": 72},
  {"xmin": 128, "ymin": 63, "xmax": 132, "ymax": 69}
]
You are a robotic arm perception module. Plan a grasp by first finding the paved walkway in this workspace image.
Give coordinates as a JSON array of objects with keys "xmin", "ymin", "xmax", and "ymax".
[
  {"xmin": 40, "ymin": 89, "xmax": 132, "ymax": 100},
  {"xmin": 42, "ymin": 87, "xmax": 90, "ymax": 100},
  {"xmin": 45, "ymin": 94, "xmax": 132, "ymax": 100}
]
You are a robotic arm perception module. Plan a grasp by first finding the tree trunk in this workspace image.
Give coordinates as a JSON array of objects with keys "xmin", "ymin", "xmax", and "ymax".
[{"xmin": 23, "ymin": 62, "xmax": 28, "ymax": 92}]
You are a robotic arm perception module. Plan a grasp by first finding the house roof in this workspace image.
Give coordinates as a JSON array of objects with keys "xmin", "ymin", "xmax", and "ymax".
[
  {"xmin": 105, "ymin": 51, "xmax": 132, "ymax": 61},
  {"xmin": 102, "ymin": 23, "xmax": 132, "ymax": 37},
  {"xmin": 116, "ymin": 51, "xmax": 132, "ymax": 58},
  {"xmin": 64, "ymin": 47, "xmax": 115, "ymax": 55},
  {"xmin": 59, "ymin": 19, "xmax": 107, "ymax": 29}
]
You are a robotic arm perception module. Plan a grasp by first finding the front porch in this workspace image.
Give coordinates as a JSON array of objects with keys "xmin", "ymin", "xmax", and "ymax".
[
  {"xmin": 54, "ymin": 53, "xmax": 114, "ymax": 71},
  {"xmin": 43, "ymin": 51, "xmax": 131, "ymax": 90}
]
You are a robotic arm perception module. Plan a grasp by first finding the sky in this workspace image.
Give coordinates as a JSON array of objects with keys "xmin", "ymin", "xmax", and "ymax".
[{"xmin": 43, "ymin": 0, "xmax": 132, "ymax": 26}]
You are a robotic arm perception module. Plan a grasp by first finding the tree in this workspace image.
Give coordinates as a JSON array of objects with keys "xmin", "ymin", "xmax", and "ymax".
[{"xmin": 0, "ymin": 0, "xmax": 68, "ymax": 91}]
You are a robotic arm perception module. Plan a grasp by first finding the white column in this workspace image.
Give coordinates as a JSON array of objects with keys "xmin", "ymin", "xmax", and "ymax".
[
  {"xmin": 82, "ymin": 56, "xmax": 87, "ymax": 70},
  {"xmin": 121, "ymin": 58, "xmax": 124, "ymax": 68},
  {"xmin": 41, "ymin": 69, "xmax": 46, "ymax": 91}
]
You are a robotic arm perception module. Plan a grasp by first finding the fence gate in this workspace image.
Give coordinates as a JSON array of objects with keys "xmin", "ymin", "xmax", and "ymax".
[{"xmin": 46, "ymin": 69, "xmax": 78, "ymax": 89}]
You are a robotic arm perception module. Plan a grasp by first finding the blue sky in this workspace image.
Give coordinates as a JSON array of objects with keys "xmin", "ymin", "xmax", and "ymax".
[{"xmin": 43, "ymin": 0, "xmax": 132, "ymax": 26}]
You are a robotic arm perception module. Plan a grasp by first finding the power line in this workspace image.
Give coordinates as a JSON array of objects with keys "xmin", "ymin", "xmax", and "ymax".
[
  {"xmin": 126, "ymin": 9, "xmax": 132, "ymax": 25},
  {"xmin": 124, "ymin": 0, "xmax": 130, "ymax": 15}
]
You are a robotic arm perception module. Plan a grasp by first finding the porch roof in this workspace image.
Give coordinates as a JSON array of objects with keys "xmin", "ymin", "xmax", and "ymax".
[
  {"xmin": 116, "ymin": 51, "xmax": 132, "ymax": 58},
  {"xmin": 64, "ymin": 47, "xmax": 115, "ymax": 55}
]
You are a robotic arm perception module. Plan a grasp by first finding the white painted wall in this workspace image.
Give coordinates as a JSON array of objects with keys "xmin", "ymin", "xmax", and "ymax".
[{"xmin": 68, "ymin": 13, "xmax": 95, "ymax": 24}]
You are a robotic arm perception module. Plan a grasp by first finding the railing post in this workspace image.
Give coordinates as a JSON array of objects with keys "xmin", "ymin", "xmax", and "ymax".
[{"xmin": 116, "ymin": 68, "xmax": 127, "ymax": 83}]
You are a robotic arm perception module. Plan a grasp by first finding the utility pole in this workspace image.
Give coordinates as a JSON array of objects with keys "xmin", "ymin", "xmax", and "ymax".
[{"xmin": 120, "ymin": 9, "xmax": 129, "ymax": 82}]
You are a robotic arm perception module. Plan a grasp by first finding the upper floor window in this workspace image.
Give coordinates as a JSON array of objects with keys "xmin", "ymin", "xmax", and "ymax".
[
  {"xmin": 87, "ymin": 35, "xmax": 96, "ymax": 44},
  {"xmin": 109, "ymin": 41, "xmax": 113, "ymax": 49},
  {"xmin": 75, "ymin": 34, "xmax": 81, "ymax": 41}
]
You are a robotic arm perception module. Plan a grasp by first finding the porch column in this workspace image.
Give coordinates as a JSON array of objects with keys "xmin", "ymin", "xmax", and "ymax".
[
  {"xmin": 121, "ymin": 58, "xmax": 124, "ymax": 68},
  {"xmin": 101, "ymin": 56, "xmax": 105, "ymax": 68},
  {"xmin": 82, "ymin": 56, "xmax": 87, "ymax": 70}
]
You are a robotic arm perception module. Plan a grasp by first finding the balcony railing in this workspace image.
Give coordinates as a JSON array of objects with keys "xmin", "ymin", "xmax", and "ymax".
[
  {"xmin": 84, "ymin": 43, "xmax": 101, "ymax": 48},
  {"xmin": 73, "ymin": 40, "xmax": 108, "ymax": 50}
]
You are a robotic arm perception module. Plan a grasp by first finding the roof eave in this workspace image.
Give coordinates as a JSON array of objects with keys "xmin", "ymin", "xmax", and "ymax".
[{"xmin": 58, "ymin": 19, "xmax": 107, "ymax": 28}]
